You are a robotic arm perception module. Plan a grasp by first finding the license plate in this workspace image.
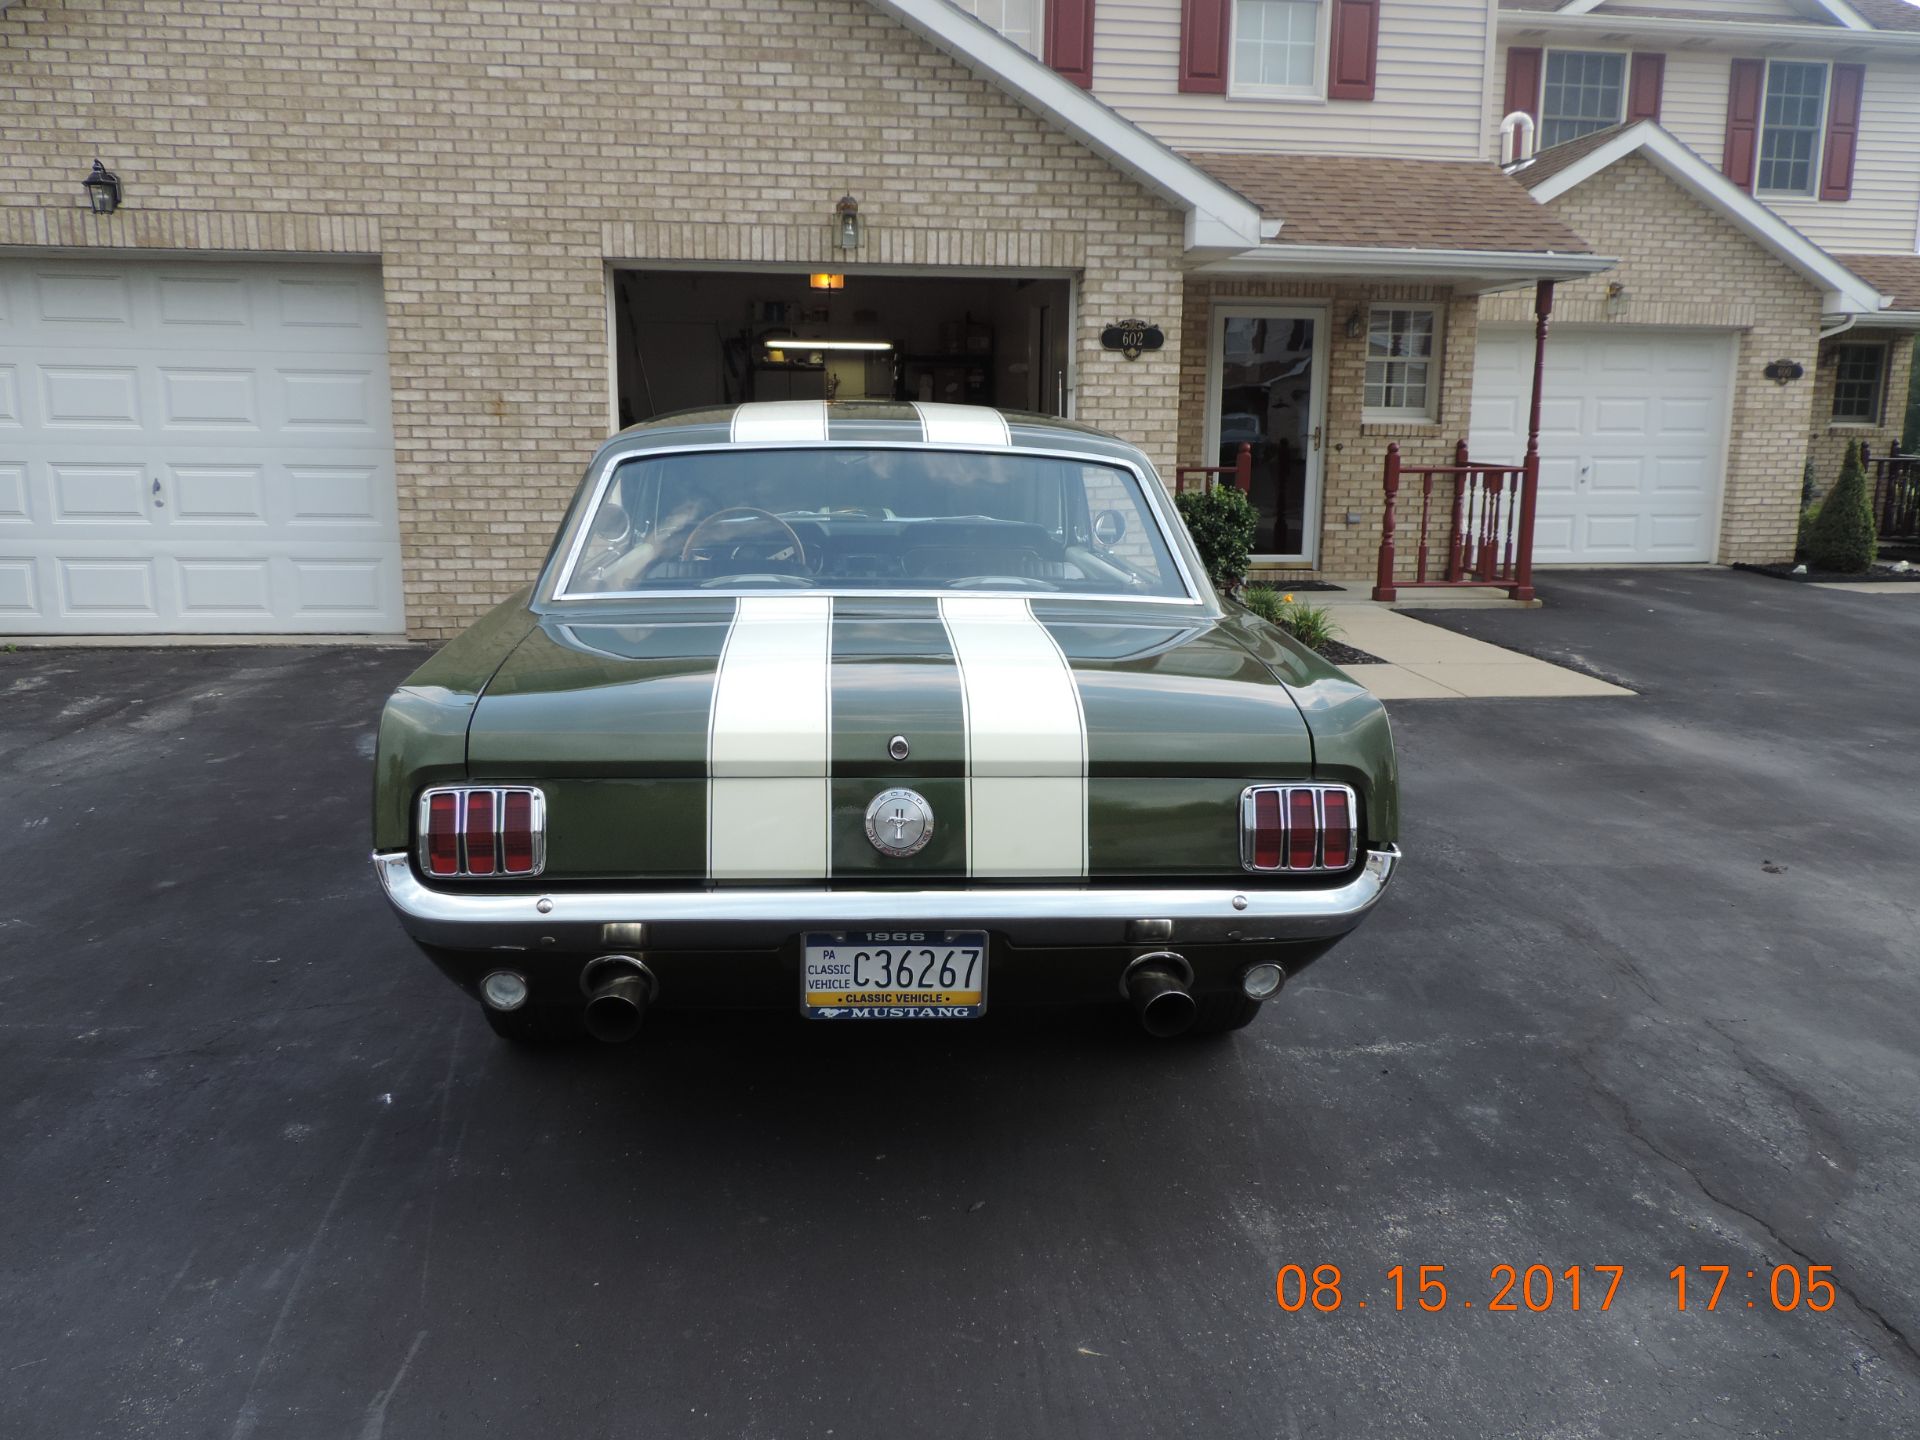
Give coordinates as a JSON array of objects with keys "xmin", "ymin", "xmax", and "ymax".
[{"xmin": 801, "ymin": 930, "xmax": 987, "ymax": 1020}]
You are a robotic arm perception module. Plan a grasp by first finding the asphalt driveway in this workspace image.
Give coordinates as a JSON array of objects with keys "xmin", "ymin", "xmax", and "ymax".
[{"xmin": 2, "ymin": 569, "xmax": 1917, "ymax": 1438}]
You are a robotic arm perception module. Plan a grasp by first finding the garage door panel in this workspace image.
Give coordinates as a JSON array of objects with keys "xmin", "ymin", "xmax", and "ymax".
[
  {"xmin": 1, "ymin": 258, "xmax": 401, "ymax": 633},
  {"xmin": 41, "ymin": 367, "xmax": 141, "ymax": 427},
  {"xmin": 36, "ymin": 271, "xmax": 134, "ymax": 326},
  {"xmin": 58, "ymin": 557, "xmax": 160, "ymax": 616},
  {"xmin": 0, "ymin": 559, "xmax": 36, "ymax": 614},
  {"xmin": 159, "ymin": 369, "xmax": 260, "ymax": 430},
  {"xmin": 1471, "ymin": 327, "xmax": 1731, "ymax": 565},
  {"xmin": 170, "ymin": 465, "xmax": 269, "ymax": 523}
]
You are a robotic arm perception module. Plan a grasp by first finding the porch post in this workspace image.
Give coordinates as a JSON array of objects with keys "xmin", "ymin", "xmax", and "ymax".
[
  {"xmin": 1513, "ymin": 279, "xmax": 1553, "ymax": 603},
  {"xmin": 1372, "ymin": 443, "xmax": 1401, "ymax": 602}
]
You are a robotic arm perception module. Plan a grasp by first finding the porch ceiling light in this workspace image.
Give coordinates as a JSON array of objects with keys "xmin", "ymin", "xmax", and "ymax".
[
  {"xmin": 762, "ymin": 337, "xmax": 892, "ymax": 352},
  {"xmin": 835, "ymin": 194, "xmax": 862, "ymax": 251},
  {"xmin": 82, "ymin": 160, "xmax": 122, "ymax": 214},
  {"xmin": 809, "ymin": 273, "xmax": 847, "ymax": 291}
]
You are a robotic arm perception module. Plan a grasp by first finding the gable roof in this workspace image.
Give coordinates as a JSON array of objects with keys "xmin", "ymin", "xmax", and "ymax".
[
  {"xmin": 1513, "ymin": 0, "xmax": 1877, "ymax": 25},
  {"xmin": 1846, "ymin": 0, "xmax": 1920, "ymax": 30},
  {"xmin": 1834, "ymin": 254, "xmax": 1920, "ymax": 316},
  {"xmin": 1185, "ymin": 153, "xmax": 1595, "ymax": 256},
  {"xmin": 1508, "ymin": 122, "xmax": 1889, "ymax": 314},
  {"xmin": 866, "ymin": 0, "xmax": 1266, "ymax": 251},
  {"xmin": 1499, "ymin": 0, "xmax": 1920, "ymax": 41}
]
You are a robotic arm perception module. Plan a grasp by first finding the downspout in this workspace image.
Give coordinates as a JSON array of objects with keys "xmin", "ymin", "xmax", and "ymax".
[{"xmin": 1818, "ymin": 314, "xmax": 1858, "ymax": 342}]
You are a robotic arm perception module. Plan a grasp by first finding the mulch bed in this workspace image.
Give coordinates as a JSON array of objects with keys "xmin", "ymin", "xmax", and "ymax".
[
  {"xmin": 1251, "ymin": 580, "xmax": 1348, "ymax": 592},
  {"xmin": 1734, "ymin": 562, "xmax": 1920, "ymax": 584}
]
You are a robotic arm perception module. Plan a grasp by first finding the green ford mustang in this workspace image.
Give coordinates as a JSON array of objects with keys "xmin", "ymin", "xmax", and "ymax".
[{"xmin": 371, "ymin": 401, "xmax": 1399, "ymax": 1042}]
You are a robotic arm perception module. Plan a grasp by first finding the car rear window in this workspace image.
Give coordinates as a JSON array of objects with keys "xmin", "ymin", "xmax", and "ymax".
[{"xmin": 556, "ymin": 447, "xmax": 1190, "ymax": 600}]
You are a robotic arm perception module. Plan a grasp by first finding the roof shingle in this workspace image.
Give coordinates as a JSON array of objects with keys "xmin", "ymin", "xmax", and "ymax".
[
  {"xmin": 1835, "ymin": 254, "xmax": 1920, "ymax": 310},
  {"xmin": 1181, "ymin": 152, "xmax": 1595, "ymax": 255}
]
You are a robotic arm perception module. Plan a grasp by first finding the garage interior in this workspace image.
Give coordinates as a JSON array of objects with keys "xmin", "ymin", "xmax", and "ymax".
[{"xmin": 611, "ymin": 268, "xmax": 1073, "ymax": 426}]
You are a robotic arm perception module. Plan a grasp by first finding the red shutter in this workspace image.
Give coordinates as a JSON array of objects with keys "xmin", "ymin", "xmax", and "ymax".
[
  {"xmin": 1626, "ymin": 52, "xmax": 1664, "ymax": 122},
  {"xmin": 1326, "ymin": 0, "xmax": 1380, "ymax": 101},
  {"xmin": 1723, "ymin": 57, "xmax": 1765, "ymax": 191},
  {"xmin": 1819, "ymin": 62, "xmax": 1865, "ymax": 201},
  {"xmin": 1504, "ymin": 47, "xmax": 1542, "ymax": 124},
  {"xmin": 1179, "ymin": 0, "xmax": 1230, "ymax": 94},
  {"xmin": 1045, "ymin": 0, "xmax": 1097, "ymax": 89}
]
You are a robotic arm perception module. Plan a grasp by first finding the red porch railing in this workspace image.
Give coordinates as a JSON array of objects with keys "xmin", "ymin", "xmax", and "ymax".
[
  {"xmin": 1175, "ymin": 442, "xmax": 1252, "ymax": 496},
  {"xmin": 1371, "ymin": 440, "xmax": 1538, "ymax": 602},
  {"xmin": 1862, "ymin": 442, "xmax": 1918, "ymax": 540}
]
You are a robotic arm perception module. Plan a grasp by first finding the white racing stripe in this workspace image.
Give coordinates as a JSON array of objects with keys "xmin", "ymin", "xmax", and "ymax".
[
  {"xmin": 707, "ymin": 595, "xmax": 834, "ymax": 879},
  {"xmin": 731, "ymin": 400, "xmax": 830, "ymax": 443},
  {"xmin": 911, "ymin": 402, "xmax": 1011, "ymax": 448},
  {"xmin": 938, "ymin": 596, "xmax": 1087, "ymax": 877}
]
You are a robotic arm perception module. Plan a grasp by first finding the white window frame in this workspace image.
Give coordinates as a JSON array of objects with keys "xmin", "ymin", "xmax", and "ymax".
[
  {"xmin": 1755, "ymin": 58, "xmax": 1831, "ymax": 200},
  {"xmin": 952, "ymin": 0, "xmax": 1043, "ymax": 57},
  {"xmin": 1828, "ymin": 339, "xmax": 1887, "ymax": 427},
  {"xmin": 1363, "ymin": 304, "xmax": 1442, "ymax": 423},
  {"xmin": 1537, "ymin": 48, "xmax": 1630, "ymax": 152},
  {"xmin": 1228, "ymin": 0, "xmax": 1331, "ymax": 103}
]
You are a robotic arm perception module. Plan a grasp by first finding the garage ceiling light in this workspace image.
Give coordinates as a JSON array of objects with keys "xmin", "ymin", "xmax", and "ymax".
[
  {"xmin": 762, "ymin": 338, "xmax": 892, "ymax": 352},
  {"xmin": 809, "ymin": 273, "xmax": 846, "ymax": 291}
]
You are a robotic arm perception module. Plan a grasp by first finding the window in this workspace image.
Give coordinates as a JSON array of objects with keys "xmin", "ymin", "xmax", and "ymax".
[
  {"xmin": 1232, "ymin": 0, "xmax": 1324, "ymax": 96},
  {"xmin": 1757, "ymin": 60, "xmax": 1828, "ymax": 197},
  {"xmin": 953, "ymin": 0, "xmax": 1040, "ymax": 56},
  {"xmin": 1364, "ymin": 307, "xmax": 1438, "ymax": 419},
  {"xmin": 1540, "ymin": 51, "xmax": 1626, "ymax": 150},
  {"xmin": 557, "ymin": 447, "xmax": 1190, "ymax": 600},
  {"xmin": 1830, "ymin": 342, "xmax": 1886, "ymax": 425}
]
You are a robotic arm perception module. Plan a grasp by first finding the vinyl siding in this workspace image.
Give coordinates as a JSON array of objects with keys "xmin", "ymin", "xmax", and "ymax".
[
  {"xmin": 1092, "ymin": 0, "xmax": 1494, "ymax": 158},
  {"xmin": 1494, "ymin": 44, "xmax": 1920, "ymax": 255}
]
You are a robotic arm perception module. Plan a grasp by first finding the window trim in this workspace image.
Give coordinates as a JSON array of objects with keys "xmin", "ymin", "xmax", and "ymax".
[
  {"xmin": 953, "ymin": 0, "xmax": 1043, "ymax": 58},
  {"xmin": 1537, "ymin": 47, "xmax": 1631, "ymax": 152},
  {"xmin": 1828, "ymin": 339, "xmax": 1888, "ymax": 428},
  {"xmin": 1362, "ymin": 304, "xmax": 1443, "ymax": 424},
  {"xmin": 1228, "ymin": 0, "xmax": 1332, "ymax": 103},
  {"xmin": 1755, "ymin": 57, "xmax": 1831, "ymax": 200}
]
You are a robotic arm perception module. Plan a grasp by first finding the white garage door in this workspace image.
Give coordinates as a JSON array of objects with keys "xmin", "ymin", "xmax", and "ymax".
[
  {"xmin": 1470, "ymin": 327, "xmax": 1734, "ymax": 564},
  {"xmin": 0, "ymin": 257, "xmax": 403, "ymax": 633}
]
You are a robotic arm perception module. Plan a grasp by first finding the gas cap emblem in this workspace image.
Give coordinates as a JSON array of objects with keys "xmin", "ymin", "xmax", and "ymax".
[{"xmin": 865, "ymin": 787, "xmax": 934, "ymax": 857}]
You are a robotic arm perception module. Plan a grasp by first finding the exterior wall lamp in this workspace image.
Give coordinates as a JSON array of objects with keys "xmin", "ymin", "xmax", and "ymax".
[
  {"xmin": 82, "ymin": 160, "xmax": 123, "ymax": 214},
  {"xmin": 1345, "ymin": 307, "xmax": 1364, "ymax": 339},
  {"xmin": 835, "ymin": 194, "xmax": 862, "ymax": 251}
]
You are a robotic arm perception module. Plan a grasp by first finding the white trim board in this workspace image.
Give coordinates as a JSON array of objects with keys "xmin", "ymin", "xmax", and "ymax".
[{"xmin": 1514, "ymin": 122, "xmax": 1890, "ymax": 316}]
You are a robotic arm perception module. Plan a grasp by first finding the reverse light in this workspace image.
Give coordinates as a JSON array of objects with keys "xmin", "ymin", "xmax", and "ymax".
[
  {"xmin": 1240, "ymin": 784, "xmax": 1359, "ymax": 874},
  {"xmin": 418, "ymin": 786, "xmax": 546, "ymax": 879}
]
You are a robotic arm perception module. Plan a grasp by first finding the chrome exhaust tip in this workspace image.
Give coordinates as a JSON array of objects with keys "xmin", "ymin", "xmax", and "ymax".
[
  {"xmin": 581, "ymin": 955, "xmax": 655, "ymax": 1043},
  {"xmin": 1123, "ymin": 952, "xmax": 1197, "ymax": 1038}
]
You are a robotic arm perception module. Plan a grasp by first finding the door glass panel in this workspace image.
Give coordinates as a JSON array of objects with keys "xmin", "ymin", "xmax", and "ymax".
[{"xmin": 1218, "ymin": 314, "xmax": 1315, "ymax": 556}]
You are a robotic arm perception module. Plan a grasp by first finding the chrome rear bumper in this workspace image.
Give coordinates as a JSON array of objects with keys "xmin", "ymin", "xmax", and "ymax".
[{"xmin": 372, "ymin": 847, "xmax": 1398, "ymax": 952}]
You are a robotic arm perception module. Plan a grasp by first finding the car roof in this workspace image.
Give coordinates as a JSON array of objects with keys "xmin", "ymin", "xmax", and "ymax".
[{"xmin": 594, "ymin": 401, "xmax": 1154, "ymax": 470}]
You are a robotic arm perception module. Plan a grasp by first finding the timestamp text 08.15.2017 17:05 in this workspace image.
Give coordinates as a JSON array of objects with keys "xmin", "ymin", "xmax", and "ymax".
[{"xmin": 1275, "ymin": 1264, "xmax": 1841, "ymax": 1314}]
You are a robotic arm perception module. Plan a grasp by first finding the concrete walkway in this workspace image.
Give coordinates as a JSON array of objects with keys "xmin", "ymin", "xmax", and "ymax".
[{"xmin": 1313, "ymin": 594, "xmax": 1634, "ymax": 699}]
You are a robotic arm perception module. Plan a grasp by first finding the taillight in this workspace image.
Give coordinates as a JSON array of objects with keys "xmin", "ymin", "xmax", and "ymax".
[
  {"xmin": 419, "ymin": 786, "xmax": 545, "ymax": 879},
  {"xmin": 1240, "ymin": 784, "xmax": 1359, "ymax": 874}
]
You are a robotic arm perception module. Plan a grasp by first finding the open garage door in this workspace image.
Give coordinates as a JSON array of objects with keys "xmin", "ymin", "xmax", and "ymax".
[
  {"xmin": 0, "ymin": 256, "xmax": 402, "ymax": 634},
  {"xmin": 1471, "ymin": 327, "xmax": 1734, "ymax": 564},
  {"xmin": 611, "ymin": 268, "xmax": 1073, "ymax": 426}
]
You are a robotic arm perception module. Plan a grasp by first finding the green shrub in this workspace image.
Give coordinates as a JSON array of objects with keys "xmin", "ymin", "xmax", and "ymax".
[
  {"xmin": 1175, "ymin": 484, "xmax": 1258, "ymax": 594},
  {"xmin": 1801, "ymin": 458, "xmax": 1817, "ymax": 507},
  {"xmin": 1803, "ymin": 439, "xmax": 1878, "ymax": 574},
  {"xmin": 1244, "ymin": 585, "xmax": 1340, "ymax": 651},
  {"xmin": 1795, "ymin": 501, "xmax": 1821, "ymax": 558}
]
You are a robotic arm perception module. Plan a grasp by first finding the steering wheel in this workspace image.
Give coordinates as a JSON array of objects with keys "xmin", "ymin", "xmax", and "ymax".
[{"xmin": 680, "ymin": 506, "xmax": 808, "ymax": 569}]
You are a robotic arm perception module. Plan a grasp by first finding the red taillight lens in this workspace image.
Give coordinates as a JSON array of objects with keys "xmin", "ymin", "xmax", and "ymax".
[
  {"xmin": 1321, "ymin": 789, "xmax": 1353, "ymax": 869},
  {"xmin": 464, "ymin": 791, "xmax": 496, "ymax": 875},
  {"xmin": 1286, "ymin": 788, "xmax": 1318, "ymax": 870},
  {"xmin": 425, "ymin": 791, "xmax": 460, "ymax": 876},
  {"xmin": 501, "ymin": 790, "xmax": 536, "ymax": 874},
  {"xmin": 1252, "ymin": 789, "xmax": 1282, "ymax": 870},
  {"xmin": 1241, "ymin": 784, "xmax": 1356, "ymax": 874},
  {"xmin": 420, "ymin": 787, "xmax": 542, "ymax": 878}
]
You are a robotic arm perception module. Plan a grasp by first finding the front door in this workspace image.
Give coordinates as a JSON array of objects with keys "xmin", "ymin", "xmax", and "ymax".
[{"xmin": 1206, "ymin": 306, "xmax": 1327, "ymax": 563}]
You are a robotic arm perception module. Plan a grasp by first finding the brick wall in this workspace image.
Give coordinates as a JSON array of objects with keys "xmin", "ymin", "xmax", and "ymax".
[
  {"xmin": 1481, "ymin": 154, "xmax": 1825, "ymax": 566},
  {"xmin": 1805, "ymin": 332, "xmax": 1916, "ymax": 500},
  {"xmin": 1177, "ymin": 278, "xmax": 1480, "ymax": 582},
  {"xmin": 0, "ymin": 0, "xmax": 1186, "ymax": 638}
]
